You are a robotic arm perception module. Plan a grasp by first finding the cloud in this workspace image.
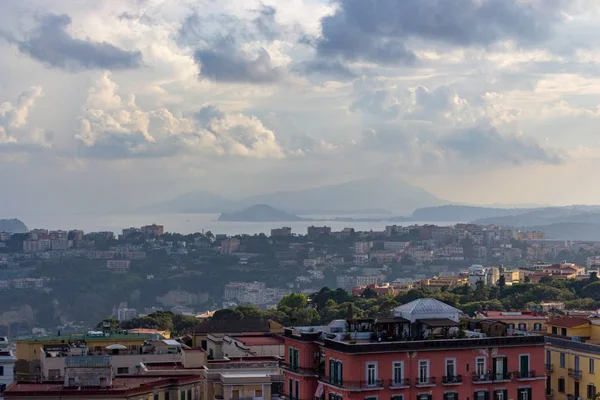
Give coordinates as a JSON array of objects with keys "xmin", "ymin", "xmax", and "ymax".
[
  {"xmin": 0, "ymin": 86, "xmax": 50, "ymax": 152},
  {"xmin": 7, "ymin": 14, "xmax": 142, "ymax": 71},
  {"xmin": 76, "ymin": 73, "xmax": 286, "ymax": 159},
  {"xmin": 194, "ymin": 48, "xmax": 287, "ymax": 83},
  {"xmin": 316, "ymin": 0, "xmax": 570, "ymax": 65},
  {"xmin": 297, "ymin": 59, "xmax": 357, "ymax": 80},
  {"xmin": 438, "ymin": 126, "xmax": 564, "ymax": 165}
]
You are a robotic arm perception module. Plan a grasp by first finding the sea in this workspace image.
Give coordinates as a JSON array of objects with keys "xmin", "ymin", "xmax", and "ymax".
[{"xmin": 17, "ymin": 213, "xmax": 462, "ymax": 235}]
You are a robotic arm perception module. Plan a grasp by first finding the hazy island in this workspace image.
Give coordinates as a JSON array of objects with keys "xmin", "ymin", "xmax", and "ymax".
[
  {"xmin": 0, "ymin": 218, "xmax": 28, "ymax": 233},
  {"xmin": 218, "ymin": 204, "xmax": 307, "ymax": 222}
]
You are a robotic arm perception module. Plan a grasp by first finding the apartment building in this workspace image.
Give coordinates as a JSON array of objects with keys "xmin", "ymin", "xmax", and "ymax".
[
  {"xmin": 272, "ymin": 227, "xmax": 292, "ymax": 237},
  {"xmin": 475, "ymin": 311, "xmax": 547, "ymax": 333},
  {"xmin": 545, "ymin": 315, "xmax": 600, "ymax": 400},
  {"xmin": 0, "ymin": 337, "xmax": 15, "ymax": 399},
  {"xmin": 141, "ymin": 224, "xmax": 164, "ymax": 238},
  {"xmin": 281, "ymin": 298, "xmax": 545, "ymax": 400},
  {"xmin": 106, "ymin": 259, "xmax": 131, "ymax": 272}
]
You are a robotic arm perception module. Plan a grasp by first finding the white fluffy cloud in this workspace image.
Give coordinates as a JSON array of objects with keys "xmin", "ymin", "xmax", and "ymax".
[{"xmin": 0, "ymin": 86, "xmax": 49, "ymax": 151}]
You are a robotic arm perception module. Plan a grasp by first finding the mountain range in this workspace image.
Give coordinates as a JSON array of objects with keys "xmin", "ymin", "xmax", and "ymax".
[{"xmin": 144, "ymin": 177, "xmax": 447, "ymax": 215}]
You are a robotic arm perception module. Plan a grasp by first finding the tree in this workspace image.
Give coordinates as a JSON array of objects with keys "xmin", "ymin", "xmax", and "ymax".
[
  {"xmin": 361, "ymin": 288, "xmax": 378, "ymax": 299},
  {"xmin": 524, "ymin": 275, "xmax": 531, "ymax": 283},
  {"xmin": 279, "ymin": 293, "xmax": 308, "ymax": 310},
  {"xmin": 590, "ymin": 272, "xmax": 599, "ymax": 283},
  {"xmin": 95, "ymin": 318, "xmax": 119, "ymax": 332},
  {"xmin": 497, "ymin": 275, "xmax": 506, "ymax": 294},
  {"xmin": 212, "ymin": 308, "xmax": 244, "ymax": 321}
]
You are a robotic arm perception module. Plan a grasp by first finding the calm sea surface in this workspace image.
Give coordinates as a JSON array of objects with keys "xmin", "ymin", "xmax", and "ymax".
[{"xmin": 16, "ymin": 213, "xmax": 462, "ymax": 235}]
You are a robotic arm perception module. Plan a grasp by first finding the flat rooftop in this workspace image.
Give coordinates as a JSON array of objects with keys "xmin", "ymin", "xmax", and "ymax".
[{"xmin": 17, "ymin": 333, "xmax": 153, "ymax": 343}]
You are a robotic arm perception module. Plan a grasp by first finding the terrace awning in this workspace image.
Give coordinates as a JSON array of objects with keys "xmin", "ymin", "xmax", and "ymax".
[{"xmin": 417, "ymin": 318, "xmax": 460, "ymax": 327}]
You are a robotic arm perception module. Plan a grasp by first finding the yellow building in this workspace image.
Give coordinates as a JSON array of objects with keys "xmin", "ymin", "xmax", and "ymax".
[
  {"xmin": 476, "ymin": 311, "xmax": 547, "ymax": 333},
  {"xmin": 15, "ymin": 332, "xmax": 152, "ymax": 381},
  {"xmin": 545, "ymin": 316, "xmax": 600, "ymax": 399}
]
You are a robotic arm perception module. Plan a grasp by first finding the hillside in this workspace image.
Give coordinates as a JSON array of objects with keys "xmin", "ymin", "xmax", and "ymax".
[
  {"xmin": 218, "ymin": 205, "xmax": 306, "ymax": 222},
  {"xmin": 0, "ymin": 218, "xmax": 28, "ymax": 233},
  {"xmin": 144, "ymin": 177, "xmax": 447, "ymax": 215}
]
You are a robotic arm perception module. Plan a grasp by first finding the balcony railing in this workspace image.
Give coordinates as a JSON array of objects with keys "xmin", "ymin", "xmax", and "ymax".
[
  {"xmin": 515, "ymin": 370, "xmax": 539, "ymax": 380},
  {"xmin": 388, "ymin": 378, "xmax": 410, "ymax": 388},
  {"xmin": 321, "ymin": 378, "xmax": 384, "ymax": 390},
  {"xmin": 545, "ymin": 389, "xmax": 554, "ymax": 398},
  {"xmin": 415, "ymin": 377, "xmax": 436, "ymax": 386},
  {"xmin": 472, "ymin": 373, "xmax": 512, "ymax": 383},
  {"xmin": 280, "ymin": 362, "xmax": 318, "ymax": 376},
  {"xmin": 442, "ymin": 375, "xmax": 463, "ymax": 385},
  {"xmin": 568, "ymin": 368, "xmax": 582, "ymax": 379},
  {"xmin": 545, "ymin": 364, "xmax": 553, "ymax": 373}
]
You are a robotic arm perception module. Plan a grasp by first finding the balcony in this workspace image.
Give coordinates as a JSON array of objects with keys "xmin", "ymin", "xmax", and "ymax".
[
  {"xmin": 388, "ymin": 378, "xmax": 410, "ymax": 388},
  {"xmin": 280, "ymin": 362, "xmax": 318, "ymax": 376},
  {"xmin": 515, "ymin": 370, "xmax": 540, "ymax": 380},
  {"xmin": 568, "ymin": 368, "xmax": 582, "ymax": 379},
  {"xmin": 415, "ymin": 377, "xmax": 436, "ymax": 387},
  {"xmin": 545, "ymin": 364, "xmax": 554, "ymax": 373},
  {"xmin": 472, "ymin": 373, "xmax": 512, "ymax": 383},
  {"xmin": 545, "ymin": 389, "xmax": 554, "ymax": 399},
  {"xmin": 321, "ymin": 378, "xmax": 384, "ymax": 391},
  {"xmin": 442, "ymin": 375, "xmax": 463, "ymax": 385}
]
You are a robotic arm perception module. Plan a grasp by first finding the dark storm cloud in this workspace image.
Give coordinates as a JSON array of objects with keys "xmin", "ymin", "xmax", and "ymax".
[
  {"xmin": 7, "ymin": 14, "xmax": 142, "ymax": 71},
  {"xmin": 194, "ymin": 48, "xmax": 286, "ymax": 83},
  {"xmin": 438, "ymin": 127, "xmax": 564, "ymax": 165},
  {"xmin": 317, "ymin": 0, "xmax": 567, "ymax": 64},
  {"xmin": 298, "ymin": 59, "xmax": 358, "ymax": 81}
]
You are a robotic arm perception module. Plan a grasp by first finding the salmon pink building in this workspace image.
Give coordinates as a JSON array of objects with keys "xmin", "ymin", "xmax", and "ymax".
[{"xmin": 281, "ymin": 299, "xmax": 545, "ymax": 400}]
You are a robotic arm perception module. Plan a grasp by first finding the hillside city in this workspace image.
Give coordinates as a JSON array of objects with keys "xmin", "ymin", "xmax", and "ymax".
[{"xmin": 1, "ymin": 222, "xmax": 600, "ymax": 398}]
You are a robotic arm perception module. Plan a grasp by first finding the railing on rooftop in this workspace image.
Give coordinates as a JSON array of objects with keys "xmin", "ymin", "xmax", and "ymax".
[
  {"xmin": 546, "ymin": 336, "xmax": 600, "ymax": 355},
  {"xmin": 568, "ymin": 368, "xmax": 582, "ymax": 379},
  {"xmin": 280, "ymin": 362, "xmax": 318, "ymax": 376},
  {"xmin": 442, "ymin": 375, "xmax": 462, "ymax": 385},
  {"xmin": 324, "ymin": 334, "xmax": 544, "ymax": 353}
]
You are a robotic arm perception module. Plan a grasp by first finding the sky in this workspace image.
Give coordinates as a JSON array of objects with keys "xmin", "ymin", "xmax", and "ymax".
[{"xmin": 1, "ymin": 0, "xmax": 600, "ymax": 217}]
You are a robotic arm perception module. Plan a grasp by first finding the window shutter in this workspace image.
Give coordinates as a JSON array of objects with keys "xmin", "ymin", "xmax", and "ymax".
[
  {"xmin": 338, "ymin": 361, "xmax": 343, "ymax": 384},
  {"xmin": 294, "ymin": 349, "xmax": 299, "ymax": 368},
  {"xmin": 503, "ymin": 389, "xmax": 508, "ymax": 400},
  {"xmin": 527, "ymin": 388, "xmax": 531, "ymax": 400},
  {"xmin": 502, "ymin": 358, "xmax": 508, "ymax": 377},
  {"xmin": 484, "ymin": 391, "xmax": 490, "ymax": 400},
  {"xmin": 428, "ymin": 395, "xmax": 432, "ymax": 400},
  {"xmin": 289, "ymin": 347, "xmax": 293, "ymax": 364},
  {"xmin": 329, "ymin": 360, "xmax": 334, "ymax": 382}
]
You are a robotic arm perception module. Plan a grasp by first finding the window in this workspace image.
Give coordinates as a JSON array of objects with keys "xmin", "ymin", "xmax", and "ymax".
[
  {"xmin": 154, "ymin": 394, "xmax": 159, "ymax": 400},
  {"xmin": 519, "ymin": 354, "xmax": 530, "ymax": 376},
  {"xmin": 365, "ymin": 397, "xmax": 377, "ymax": 400},
  {"xmin": 588, "ymin": 384, "xmax": 597, "ymax": 399},
  {"xmin": 117, "ymin": 367, "xmax": 129, "ymax": 374},
  {"xmin": 560, "ymin": 353, "xmax": 566, "ymax": 368},
  {"xmin": 561, "ymin": 328, "xmax": 567, "ymax": 336},
  {"xmin": 391, "ymin": 395, "xmax": 403, "ymax": 400},
  {"xmin": 494, "ymin": 390, "xmax": 507, "ymax": 400},
  {"xmin": 366, "ymin": 362, "xmax": 378, "ymax": 386},
  {"xmin": 418, "ymin": 395, "xmax": 432, "ymax": 400},
  {"xmin": 534, "ymin": 323, "xmax": 542, "ymax": 331},
  {"xmin": 293, "ymin": 349, "xmax": 299, "ymax": 369},
  {"xmin": 518, "ymin": 323, "xmax": 526, "ymax": 331},
  {"xmin": 476, "ymin": 357, "xmax": 486, "ymax": 377},
  {"xmin": 493, "ymin": 357, "xmax": 507, "ymax": 380},
  {"xmin": 295, "ymin": 380, "xmax": 299, "ymax": 400},
  {"xmin": 418, "ymin": 360, "xmax": 430, "ymax": 384},
  {"xmin": 330, "ymin": 359, "xmax": 343, "ymax": 384},
  {"xmin": 233, "ymin": 390, "xmax": 240, "ymax": 399},
  {"xmin": 591, "ymin": 358, "xmax": 595, "ymax": 374},
  {"xmin": 517, "ymin": 388, "xmax": 531, "ymax": 400},
  {"xmin": 474, "ymin": 391, "xmax": 488, "ymax": 400},
  {"xmin": 180, "ymin": 391, "xmax": 185, "ymax": 400},
  {"xmin": 289, "ymin": 378, "xmax": 293, "ymax": 398},
  {"xmin": 255, "ymin": 390, "xmax": 263, "ymax": 398},
  {"xmin": 507, "ymin": 324, "xmax": 515, "ymax": 329},
  {"xmin": 445, "ymin": 359, "xmax": 456, "ymax": 377},
  {"xmin": 558, "ymin": 378, "xmax": 565, "ymax": 393},
  {"xmin": 392, "ymin": 362, "xmax": 404, "ymax": 385},
  {"xmin": 546, "ymin": 350, "xmax": 551, "ymax": 364},
  {"xmin": 187, "ymin": 389, "xmax": 192, "ymax": 400},
  {"xmin": 289, "ymin": 347, "xmax": 299, "ymax": 369},
  {"xmin": 552, "ymin": 326, "xmax": 558, "ymax": 335},
  {"xmin": 444, "ymin": 393, "xmax": 457, "ymax": 400},
  {"xmin": 575, "ymin": 355, "xmax": 581, "ymax": 371},
  {"xmin": 336, "ymin": 361, "xmax": 343, "ymax": 384},
  {"xmin": 165, "ymin": 392, "xmax": 170, "ymax": 400},
  {"xmin": 0, "ymin": 366, "xmax": 3, "ymax": 376}
]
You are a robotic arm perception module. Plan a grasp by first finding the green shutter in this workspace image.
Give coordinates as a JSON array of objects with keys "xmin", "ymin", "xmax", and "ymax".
[
  {"xmin": 484, "ymin": 391, "xmax": 490, "ymax": 400},
  {"xmin": 289, "ymin": 378, "xmax": 293, "ymax": 398},
  {"xmin": 338, "ymin": 361, "xmax": 343, "ymax": 385},
  {"xmin": 289, "ymin": 347, "xmax": 293, "ymax": 365},
  {"xmin": 329, "ymin": 360, "xmax": 334, "ymax": 382},
  {"xmin": 294, "ymin": 349, "xmax": 299, "ymax": 369},
  {"xmin": 527, "ymin": 388, "xmax": 532, "ymax": 400},
  {"xmin": 503, "ymin": 389, "xmax": 508, "ymax": 400}
]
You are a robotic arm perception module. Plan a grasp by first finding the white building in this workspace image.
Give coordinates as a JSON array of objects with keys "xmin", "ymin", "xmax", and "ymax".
[
  {"xmin": 117, "ymin": 308, "xmax": 137, "ymax": 321},
  {"xmin": 468, "ymin": 265, "xmax": 500, "ymax": 288},
  {"xmin": 0, "ymin": 337, "xmax": 15, "ymax": 397}
]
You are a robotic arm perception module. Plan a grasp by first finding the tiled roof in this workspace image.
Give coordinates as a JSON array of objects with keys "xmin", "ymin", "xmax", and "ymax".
[{"xmin": 546, "ymin": 316, "xmax": 590, "ymax": 328}]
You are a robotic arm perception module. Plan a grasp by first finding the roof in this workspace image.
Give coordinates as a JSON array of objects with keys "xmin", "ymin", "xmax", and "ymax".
[
  {"xmin": 191, "ymin": 319, "xmax": 271, "ymax": 335},
  {"xmin": 231, "ymin": 335, "xmax": 283, "ymax": 346},
  {"xmin": 161, "ymin": 339, "xmax": 181, "ymax": 346},
  {"xmin": 393, "ymin": 298, "xmax": 461, "ymax": 316},
  {"xmin": 417, "ymin": 318, "xmax": 460, "ymax": 327},
  {"xmin": 479, "ymin": 311, "xmax": 547, "ymax": 320},
  {"xmin": 17, "ymin": 333, "xmax": 153, "ymax": 343},
  {"xmin": 4, "ymin": 376, "xmax": 201, "ymax": 397},
  {"xmin": 143, "ymin": 362, "xmax": 186, "ymax": 370},
  {"xmin": 547, "ymin": 316, "xmax": 590, "ymax": 328}
]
